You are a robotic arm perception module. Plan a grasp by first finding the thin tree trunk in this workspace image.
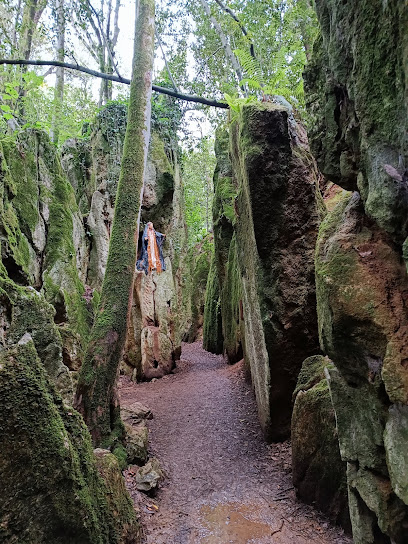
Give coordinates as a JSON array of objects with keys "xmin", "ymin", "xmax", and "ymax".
[
  {"xmin": 155, "ymin": 29, "xmax": 178, "ymax": 91},
  {"xmin": 199, "ymin": 0, "xmax": 246, "ymax": 95},
  {"xmin": 75, "ymin": 0, "xmax": 155, "ymax": 447},
  {"xmin": 17, "ymin": 0, "xmax": 47, "ymax": 117},
  {"xmin": 12, "ymin": 0, "xmax": 23, "ymax": 53},
  {"xmin": 50, "ymin": 0, "xmax": 65, "ymax": 143}
]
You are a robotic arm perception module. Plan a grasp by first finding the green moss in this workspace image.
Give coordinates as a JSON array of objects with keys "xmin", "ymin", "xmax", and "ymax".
[
  {"xmin": 0, "ymin": 340, "xmax": 139, "ymax": 543},
  {"xmin": 112, "ymin": 444, "xmax": 128, "ymax": 471},
  {"xmin": 1, "ymin": 130, "xmax": 92, "ymax": 357},
  {"xmin": 150, "ymin": 131, "xmax": 173, "ymax": 174},
  {"xmin": 1, "ymin": 203, "xmax": 31, "ymax": 273},
  {"xmin": 202, "ymin": 253, "xmax": 223, "ymax": 354},
  {"xmin": 403, "ymin": 237, "xmax": 408, "ymax": 275},
  {"xmin": 76, "ymin": 0, "xmax": 156, "ymax": 446},
  {"xmin": 293, "ymin": 355, "xmax": 334, "ymax": 398},
  {"xmin": 292, "ymin": 355, "xmax": 349, "ymax": 528},
  {"xmin": 186, "ymin": 235, "xmax": 213, "ymax": 342},
  {"xmin": 221, "ymin": 234, "xmax": 243, "ymax": 364},
  {"xmin": 305, "ymin": 0, "xmax": 408, "ymax": 241},
  {"xmin": 1, "ymin": 138, "xmax": 39, "ymax": 234}
]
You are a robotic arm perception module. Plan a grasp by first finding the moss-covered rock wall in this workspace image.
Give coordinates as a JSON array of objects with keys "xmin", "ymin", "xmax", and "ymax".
[
  {"xmin": 205, "ymin": 105, "xmax": 319, "ymax": 440},
  {"xmin": 62, "ymin": 104, "xmax": 191, "ymax": 381},
  {"xmin": 0, "ymin": 129, "xmax": 92, "ymax": 388},
  {"xmin": 303, "ymin": 1, "xmax": 408, "ymax": 539},
  {"xmin": 305, "ymin": 0, "xmax": 408, "ymax": 246},
  {"xmin": 291, "ymin": 355, "xmax": 350, "ymax": 529},
  {"xmin": 202, "ymin": 128, "xmax": 243, "ymax": 363},
  {"xmin": 186, "ymin": 234, "xmax": 213, "ymax": 344},
  {"xmin": 0, "ymin": 337, "xmax": 139, "ymax": 543},
  {"xmin": 230, "ymin": 104, "xmax": 320, "ymax": 440}
]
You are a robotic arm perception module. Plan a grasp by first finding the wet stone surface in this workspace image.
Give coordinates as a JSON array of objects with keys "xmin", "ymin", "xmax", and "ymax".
[{"xmin": 120, "ymin": 343, "xmax": 352, "ymax": 544}]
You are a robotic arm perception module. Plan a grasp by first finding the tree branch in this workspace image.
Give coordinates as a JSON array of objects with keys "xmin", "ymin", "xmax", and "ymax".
[
  {"xmin": 199, "ymin": 0, "xmax": 246, "ymax": 95},
  {"xmin": 155, "ymin": 29, "xmax": 179, "ymax": 92},
  {"xmin": 87, "ymin": 0, "xmax": 122, "ymax": 79},
  {"xmin": 213, "ymin": 0, "xmax": 255, "ymax": 59},
  {"xmin": 0, "ymin": 58, "xmax": 229, "ymax": 108}
]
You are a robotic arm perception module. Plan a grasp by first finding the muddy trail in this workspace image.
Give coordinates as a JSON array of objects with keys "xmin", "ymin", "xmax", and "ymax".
[{"xmin": 120, "ymin": 343, "xmax": 352, "ymax": 544}]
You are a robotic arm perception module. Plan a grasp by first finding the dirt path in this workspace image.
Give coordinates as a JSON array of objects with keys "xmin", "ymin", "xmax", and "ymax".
[{"xmin": 120, "ymin": 343, "xmax": 352, "ymax": 544}]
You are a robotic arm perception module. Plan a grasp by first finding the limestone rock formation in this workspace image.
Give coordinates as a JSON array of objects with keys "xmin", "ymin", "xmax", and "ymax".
[
  {"xmin": 291, "ymin": 355, "xmax": 349, "ymax": 529},
  {"xmin": 61, "ymin": 104, "xmax": 191, "ymax": 381},
  {"xmin": 2, "ymin": 280, "xmax": 73, "ymax": 404},
  {"xmin": 135, "ymin": 458, "xmax": 163, "ymax": 493},
  {"xmin": 304, "ymin": 0, "xmax": 408, "ymax": 247},
  {"xmin": 124, "ymin": 424, "xmax": 149, "ymax": 465},
  {"xmin": 202, "ymin": 252, "xmax": 223, "ymax": 354},
  {"xmin": 0, "ymin": 129, "xmax": 93, "ymax": 398},
  {"xmin": 203, "ymin": 130, "xmax": 242, "ymax": 361},
  {"xmin": 316, "ymin": 193, "xmax": 408, "ymax": 541},
  {"xmin": 230, "ymin": 104, "xmax": 320, "ymax": 440},
  {"xmin": 123, "ymin": 133, "xmax": 189, "ymax": 380},
  {"xmin": 0, "ymin": 339, "xmax": 139, "ymax": 544},
  {"xmin": 301, "ymin": 2, "xmax": 408, "ymax": 538},
  {"xmin": 186, "ymin": 234, "xmax": 213, "ymax": 343}
]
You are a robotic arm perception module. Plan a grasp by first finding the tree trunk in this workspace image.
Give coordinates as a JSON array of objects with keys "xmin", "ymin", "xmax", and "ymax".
[
  {"xmin": 75, "ymin": 0, "xmax": 155, "ymax": 447},
  {"xmin": 50, "ymin": 0, "xmax": 65, "ymax": 144},
  {"xmin": 17, "ymin": 0, "xmax": 48, "ymax": 118},
  {"xmin": 199, "ymin": 0, "xmax": 246, "ymax": 95}
]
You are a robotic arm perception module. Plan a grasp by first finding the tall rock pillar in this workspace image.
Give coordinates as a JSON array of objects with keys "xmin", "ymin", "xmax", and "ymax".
[{"xmin": 230, "ymin": 104, "xmax": 320, "ymax": 440}]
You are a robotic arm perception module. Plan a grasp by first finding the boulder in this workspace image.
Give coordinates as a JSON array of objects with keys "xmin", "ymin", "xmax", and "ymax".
[
  {"xmin": 135, "ymin": 458, "xmax": 163, "ymax": 493},
  {"xmin": 94, "ymin": 449, "xmax": 141, "ymax": 544},
  {"xmin": 317, "ymin": 194, "xmax": 408, "ymax": 542},
  {"xmin": 291, "ymin": 355, "xmax": 349, "ymax": 529},
  {"xmin": 121, "ymin": 402, "xmax": 153, "ymax": 425},
  {"xmin": 316, "ymin": 193, "xmax": 408, "ymax": 400},
  {"xmin": 124, "ymin": 424, "xmax": 149, "ymax": 465},
  {"xmin": 0, "ymin": 339, "xmax": 140, "ymax": 544},
  {"xmin": 2, "ymin": 280, "xmax": 73, "ymax": 403}
]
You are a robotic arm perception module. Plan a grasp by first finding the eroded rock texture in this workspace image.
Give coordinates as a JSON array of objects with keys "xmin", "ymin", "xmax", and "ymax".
[
  {"xmin": 187, "ymin": 234, "xmax": 213, "ymax": 344},
  {"xmin": 0, "ymin": 130, "xmax": 92, "ymax": 394},
  {"xmin": 231, "ymin": 104, "xmax": 320, "ymax": 440},
  {"xmin": 305, "ymin": 0, "xmax": 408, "ymax": 246},
  {"xmin": 292, "ymin": 355, "xmax": 350, "ymax": 529},
  {"xmin": 205, "ymin": 104, "xmax": 320, "ymax": 441},
  {"xmin": 123, "ymin": 134, "xmax": 189, "ymax": 380},
  {"xmin": 203, "ymin": 130, "xmax": 242, "ymax": 362},
  {"xmin": 304, "ymin": 1, "xmax": 408, "ymax": 540},
  {"xmin": 62, "ymin": 105, "xmax": 191, "ymax": 381},
  {"xmin": 316, "ymin": 194, "xmax": 408, "ymax": 541},
  {"xmin": 0, "ymin": 339, "xmax": 139, "ymax": 544}
]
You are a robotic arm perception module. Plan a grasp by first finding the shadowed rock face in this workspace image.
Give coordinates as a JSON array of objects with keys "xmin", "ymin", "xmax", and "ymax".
[
  {"xmin": 292, "ymin": 355, "xmax": 350, "ymax": 530},
  {"xmin": 315, "ymin": 193, "xmax": 408, "ymax": 541},
  {"xmin": 304, "ymin": 0, "xmax": 408, "ymax": 246},
  {"xmin": 304, "ymin": 1, "xmax": 408, "ymax": 540},
  {"xmin": 203, "ymin": 129, "xmax": 243, "ymax": 363},
  {"xmin": 229, "ymin": 104, "xmax": 320, "ymax": 441}
]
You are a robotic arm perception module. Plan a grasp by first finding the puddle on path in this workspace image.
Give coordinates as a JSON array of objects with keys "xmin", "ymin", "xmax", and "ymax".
[
  {"xmin": 200, "ymin": 503, "xmax": 270, "ymax": 543},
  {"xmin": 196, "ymin": 501, "xmax": 303, "ymax": 544}
]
